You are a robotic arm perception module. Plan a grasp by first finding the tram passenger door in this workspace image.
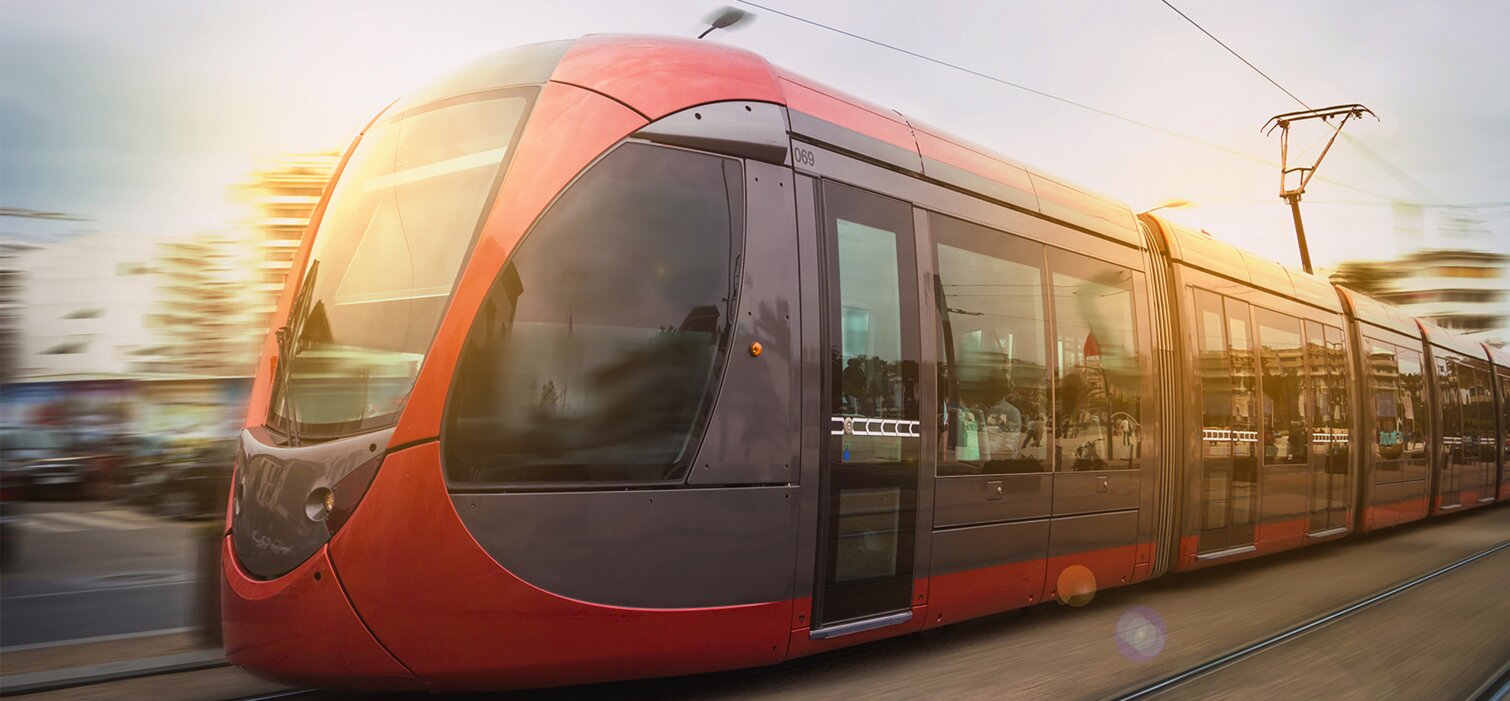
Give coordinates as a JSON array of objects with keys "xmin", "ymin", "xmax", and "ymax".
[
  {"xmin": 1305, "ymin": 322, "xmax": 1351, "ymax": 534},
  {"xmin": 1193, "ymin": 290, "xmax": 1259, "ymax": 554},
  {"xmin": 812, "ymin": 181, "xmax": 922, "ymax": 632},
  {"xmin": 1435, "ymin": 356, "xmax": 1463, "ymax": 510}
]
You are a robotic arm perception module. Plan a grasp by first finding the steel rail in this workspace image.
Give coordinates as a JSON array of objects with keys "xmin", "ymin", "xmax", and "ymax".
[{"xmin": 1107, "ymin": 539, "xmax": 1510, "ymax": 700}]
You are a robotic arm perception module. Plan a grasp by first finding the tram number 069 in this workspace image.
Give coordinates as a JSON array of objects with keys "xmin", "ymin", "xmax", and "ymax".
[{"xmin": 792, "ymin": 145, "xmax": 816, "ymax": 167}]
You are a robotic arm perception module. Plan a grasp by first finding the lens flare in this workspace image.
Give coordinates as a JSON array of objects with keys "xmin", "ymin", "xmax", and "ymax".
[
  {"xmin": 1055, "ymin": 564, "xmax": 1097, "ymax": 607},
  {"xmin": 1115, "ymin": 606, "xmax": 1167, "ymax": 662}
]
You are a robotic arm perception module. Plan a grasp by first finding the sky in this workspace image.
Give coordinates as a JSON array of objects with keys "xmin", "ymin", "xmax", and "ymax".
[{"xmin": 2, "ymin": 0, "xmax": 1508, "ymax": 269}]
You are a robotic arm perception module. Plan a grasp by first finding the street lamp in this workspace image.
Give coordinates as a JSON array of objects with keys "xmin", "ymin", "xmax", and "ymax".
[
  {"xmin": 1140, "ymin": 200, "xmax": 1195, "ymax": 215},
  {"xmin": 698, "ymin": 7, "xmax": 752, "ymax": 39}
]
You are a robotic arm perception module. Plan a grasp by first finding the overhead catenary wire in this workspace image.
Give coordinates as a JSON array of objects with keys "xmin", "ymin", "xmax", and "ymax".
[
  {"xmin": 1157, "ymin": 0, "xmax": 1312, "ymax": 111},
  {"xmin": 732, "ymin": 0, "xmax": 1396, "ymax": 202},
  {"xmin": 1156, "ymin": 0, "xmax": 1461, "ymax": 210}
]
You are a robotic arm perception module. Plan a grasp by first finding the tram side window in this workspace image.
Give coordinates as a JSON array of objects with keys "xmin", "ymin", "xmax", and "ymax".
[
  {"xmin": 932, "ymin": 215, "xmax": 1050, "ymax": 476},
  {"xmin": 1397, "ymin": 348, "xmax": 1429, "ymax": 462},
  {"xmin": 443, "ymin": 144, "xmax": 742, "ymax": 486},
  {"xmin": 1050, "ymin": 256, "xmax": 1141, "ymax": 471},
  {"xmin": 1257, "ymin": 310, "xmax": 1307, "ymax": 465}
]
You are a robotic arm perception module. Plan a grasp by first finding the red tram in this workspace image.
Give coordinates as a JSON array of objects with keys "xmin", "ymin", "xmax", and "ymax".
[{"xmin": 222, "ymin": 35, "xmax": 1510, "ymax": 691}]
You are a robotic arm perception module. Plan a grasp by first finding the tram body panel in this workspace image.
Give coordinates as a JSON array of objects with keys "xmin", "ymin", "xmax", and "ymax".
[
  {"xmin": 1339, "ymin": 289, "xmax": 1435, "ymax": 531},
  {"xmin": 1155, "ymin": 224, "xmax": 1357, "ymax": 573},
  {"xmin": 1418, "ymin": 321, "xmax": 1498, "ymax": 514},
  {"xmin": 554, "ymin": 35, "xmax": 784, "ymax": 121},
  {"xmin": 328, "ymin": 444, "xmax": 792, "ymax": 691},
  {"xmin": 221, "ymin": 539, "xmax": 422, "ymax": 691}
]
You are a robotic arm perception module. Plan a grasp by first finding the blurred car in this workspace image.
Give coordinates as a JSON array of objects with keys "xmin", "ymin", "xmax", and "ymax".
[
  {"xmin": 116, "ymin": 434, "xmax": 177, "ymax": 506},
  {"xmin": 149, "ymin": 437, "xmax": 236, "ymax": 520},
  {"xmin": 0, "ymin": 462, "xmax": 20, "ymax": 568},
  {"xmin": 0, "ymin": 426, "xmax": 93, "ymax": 500}
]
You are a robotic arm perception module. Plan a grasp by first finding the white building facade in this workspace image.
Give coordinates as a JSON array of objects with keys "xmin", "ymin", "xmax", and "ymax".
[
  {"xmin": 1381, "ymin": 248, "xmax": 1509, "ymax": 345},
  {"xmin": 14, "ymin": 233, "xmax": 160, "ymax": 378}
]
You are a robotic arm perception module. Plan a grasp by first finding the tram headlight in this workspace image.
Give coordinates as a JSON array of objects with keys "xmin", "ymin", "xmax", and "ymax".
[{"xmin": 305, "ymin": 487, "xmax": 334, "ymax": 522}]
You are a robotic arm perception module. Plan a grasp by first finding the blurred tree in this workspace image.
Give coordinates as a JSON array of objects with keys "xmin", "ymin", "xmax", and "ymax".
[{"xmin": 1329, "ymin": 260, "xmax": 1398, "ymax": 297}]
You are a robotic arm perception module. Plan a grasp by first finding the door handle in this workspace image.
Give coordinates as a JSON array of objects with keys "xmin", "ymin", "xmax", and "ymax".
[{"xmin": 1096, "ymin": 475, "xmax": 1109, "ymax": 493}]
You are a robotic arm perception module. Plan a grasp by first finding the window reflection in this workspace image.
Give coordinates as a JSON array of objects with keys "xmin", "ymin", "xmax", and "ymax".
[
  {"xmin": 1438, "ymin": 356, "xmax": 1463, "ymax": 486},
  {"xmin": 1257, "ymin": 311, "xmax": 1307, "ymax": 465},
  {"xmin": 1193, "ymin": 289, "xmax": 1258, "ymax": 553},
  {"xmin": 934, "ymin": 230, "xmax": 1049, "ymax": 476},
  {"xmin": 1051, "ymin": 264, "xmax": 1140, "ymax": 471},
  {"xmin": 445, "ymin": 144, "xmax": 741, "ymax": 485},
  {"xmin": 271, "ymin": 96, "xmax": 531, "ymax": 440},
  {"xmin": 835, "ymin": 219, "xmax": 906, "ymax": 465},
  {"xmin": 1397, "ymin": 349, "xmax": 1429, "ymax": 464}
]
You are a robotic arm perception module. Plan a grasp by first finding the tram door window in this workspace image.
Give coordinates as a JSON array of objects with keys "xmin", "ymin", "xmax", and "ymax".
[
  {"xmin": 1193, "ymin": 289, "xmax": 1258, "ymax": 554},
  {"xmin": 1303, "ymin": 322, "xmax": 1350, "ymax": 533},
  {"xmin": 931, "ymin": 216, "xmax": 1049, "ymax": 476},
  {"xmin": 1323, "ymin": 325, "xmax": 1351, "ymax": 530},
  {"xmin": 1397, "ymin": 348, "xmax": 1431, "ymax": 487},
  {"xmin": 1049, "ymin": 258, "xmax": 1140, "ymax": 472},
  {"xmin": 1227, "ymin": 301, "xmax": 1259, "ymax": 547},
  {"xmin": 814, "ymin": 181, "xmax": 920, "ymax": 629},
  {"xmin": 1500, "ymin": 370, "xmax": 1510, "ymax": 492},
  {"xmin": 1368, "ymin": 341, "xmax": 1402, "ymax": 474},
  {"xmin": 1257, "ymin": 311, "xmax": 1306, "ymax": 467},
  {"xmin": 1437, "ymin": 355, "xmax": 1464, "ymax": 505},
  {"xmin": 1466, "ymin": 363, "xmax": 1495, "ymax": 500},
  {"xmin": 1195, "ymin": 290, "xmax": 1230, "ymax": 552}
]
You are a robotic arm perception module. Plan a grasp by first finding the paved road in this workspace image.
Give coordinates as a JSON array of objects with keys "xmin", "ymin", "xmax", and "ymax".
[{"xmin": 0, "ymin": 501, "xmax": 212, "ymax": 647}]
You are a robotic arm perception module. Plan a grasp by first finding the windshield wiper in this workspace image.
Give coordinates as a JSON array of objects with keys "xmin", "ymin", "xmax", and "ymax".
[{"xmin": 271, "ymin": 261, "xmax": 320, "ymax": 446}]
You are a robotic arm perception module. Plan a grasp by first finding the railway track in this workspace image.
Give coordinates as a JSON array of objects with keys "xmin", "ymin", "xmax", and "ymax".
[{"xmin": 1106, "ymin": 539, "xmax": 1510, "ymax": 701}]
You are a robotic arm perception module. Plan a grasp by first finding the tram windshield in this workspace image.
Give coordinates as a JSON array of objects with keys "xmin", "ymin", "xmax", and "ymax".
[{"xmin": 267, "ymin": 93, "xmax": 533, "ymax": 441}]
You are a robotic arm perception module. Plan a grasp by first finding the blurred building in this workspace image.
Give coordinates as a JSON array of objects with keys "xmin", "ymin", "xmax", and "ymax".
[
  {"xmin": 1334, "ymin": 247, "xmax": 1509, "ymax": 347},
  {"xmin": 0, "ymin": 241, "xmax": 40, "ymax": 384},
  {"xmin": 13, "ymin": 233, "xmax": 159, "ymax": 379},
  {"xmin": 3, "ymin": 234, "xmax": 160, "ymax": 428},
  {"xmin": 132, "ymin": 233, "xmax": 261, "ymax": 377},
  {"xmin": 1380, "ymin": 249, "xmax": 1507, "ymax": 338},
  {"xmin": 238, "ymin": 152, "xmax": 340, "ymax": 339}
]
